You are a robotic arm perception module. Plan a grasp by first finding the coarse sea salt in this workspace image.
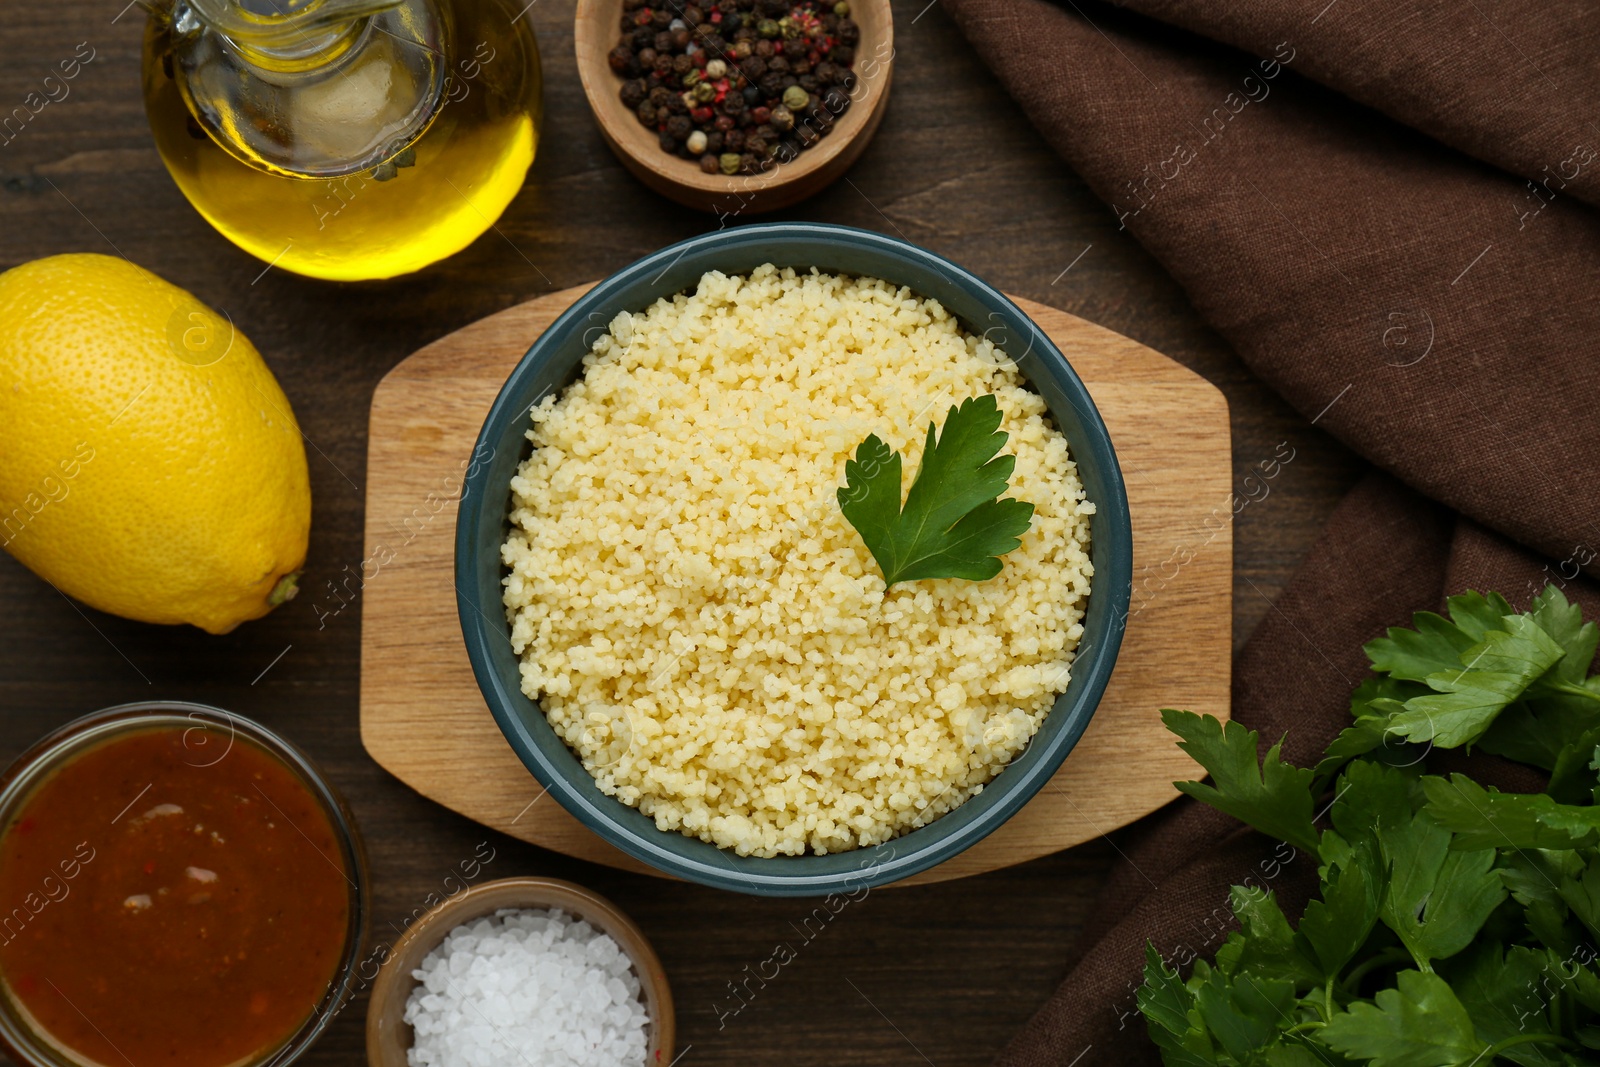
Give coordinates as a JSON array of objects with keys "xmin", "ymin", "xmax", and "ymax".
[{"xmin": 403, "ymin": 907, "xmax": 650, "ymax": 1067}]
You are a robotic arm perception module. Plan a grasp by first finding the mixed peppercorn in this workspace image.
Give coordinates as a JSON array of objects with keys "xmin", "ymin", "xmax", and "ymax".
[{"xmin": 608, "ymin": 0, "xmax": 861, "ymax": 176}]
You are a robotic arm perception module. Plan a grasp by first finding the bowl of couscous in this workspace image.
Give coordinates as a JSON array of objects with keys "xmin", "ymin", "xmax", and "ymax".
[{"xmin": 456, "ymin": 222, "xmax": 1131, "ymax": 896}]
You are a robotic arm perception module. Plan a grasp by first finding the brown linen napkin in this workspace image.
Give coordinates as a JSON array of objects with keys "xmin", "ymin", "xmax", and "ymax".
[{"xmin": 934, "ymin": 0, "xmax": 1600, "ymax": 1061}]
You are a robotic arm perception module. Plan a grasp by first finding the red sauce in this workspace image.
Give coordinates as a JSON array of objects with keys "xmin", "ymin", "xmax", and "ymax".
[{"xmin": 0, "ymin": 725, "xmax": 352, "ymax": 1066}]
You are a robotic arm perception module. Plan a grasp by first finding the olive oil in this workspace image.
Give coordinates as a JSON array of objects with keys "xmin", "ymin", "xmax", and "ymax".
[{"xmin": 142, "ymin": 0, "xmax": 542, "ymax": 281}]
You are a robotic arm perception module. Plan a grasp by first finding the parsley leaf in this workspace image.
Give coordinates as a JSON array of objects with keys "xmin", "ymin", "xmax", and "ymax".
[
  {"xmin": 1528, "ymin": 585, "xmax": 1600, "ymax": 685},
  {"xmin": 1139, "ymin": 944, "xmax": 1219, "ymax": 1066},
  {"xmin": 1421, "ymin": 773, "xmax": 1600, "ymax": 851},
  {"xmin": 1321, "ymin": 970, "xmax": 1481, "ymax": 1066},
  {"xmin": 1330, "ymin": 763, "xmax": 1505, "ymax": 970},
  {"xmin": 1451, "ymin": 944, "xmax": 1571, "ymax": 1067},
  {"xmin": 1194, "ymin": 966, "xmax": 1297, "ymax": 1065},
  {"xmin": 1162, "ymin": 709, "xmax": 1320, "ymax": 855},
  {"xmin": 1384, "ymin": 616, "xmax": 1567, "ymax": 747},
  {"xmin": 837, "ymin": 394, "xmax": 1034, "ymax": 588},
  {"xmin": 1228, "ymin": 886, "xmax": 1322, "ymax": 987},
  {"xmin": 1297, "ymin": 847, "xmax": 1381, "ymax": 978},
  {"xmin": 1364, "ymin": 606, "xmax": 1481, "ymax": 683}
]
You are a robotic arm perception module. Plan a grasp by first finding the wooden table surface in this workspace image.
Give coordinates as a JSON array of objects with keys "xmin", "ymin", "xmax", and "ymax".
[{"xmin": 0, "ymin": 1, "xmax": 1366, "ymax": 1063}]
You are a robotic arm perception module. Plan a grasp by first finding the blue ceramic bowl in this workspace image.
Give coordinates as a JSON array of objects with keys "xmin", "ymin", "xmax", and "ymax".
[{"xmin": 457, "ymin": 223, "xmax": 1132, "ymax": 897}]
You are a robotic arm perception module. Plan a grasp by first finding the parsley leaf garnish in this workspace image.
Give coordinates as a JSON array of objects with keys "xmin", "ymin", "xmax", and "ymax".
[{"xmin": 837, "ymin": 394, "xmax": 1034, "ymax": 588}]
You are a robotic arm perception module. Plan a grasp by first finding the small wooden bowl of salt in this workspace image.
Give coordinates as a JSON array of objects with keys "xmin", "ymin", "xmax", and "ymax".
[{"xmin": 366, "ymin": 876, "xmax": 675, "ymax": 1066}]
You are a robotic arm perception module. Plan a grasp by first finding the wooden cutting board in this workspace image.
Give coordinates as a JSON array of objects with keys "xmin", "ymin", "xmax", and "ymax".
[{"xmin": 359, "ymin": 285, "xmax": 1232, "ymax": 886}]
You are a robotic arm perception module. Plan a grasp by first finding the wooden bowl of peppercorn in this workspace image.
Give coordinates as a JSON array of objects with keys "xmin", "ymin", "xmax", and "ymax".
[{"xmin": 575, "ymin": 0, "xmax": 892, "ymax": 214}]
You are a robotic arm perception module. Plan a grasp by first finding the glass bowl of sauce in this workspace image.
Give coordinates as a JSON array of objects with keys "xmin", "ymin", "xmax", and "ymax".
[{"xmin": 0, "ymin": 701, "xmax": 368, "ymax": 1067}]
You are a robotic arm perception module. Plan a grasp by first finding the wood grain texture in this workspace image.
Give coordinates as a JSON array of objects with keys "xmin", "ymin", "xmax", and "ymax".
[
  {"xmin": 359, "ymin": 286, "xmax": 1232, "ymax": 885},
  {"xmin": 573, "ymin": 0, "xmax": 893, "ymax": 213},
  {"xmin": 0, "ymin": 0, "xmax": 1367, "ymax": 1061}
]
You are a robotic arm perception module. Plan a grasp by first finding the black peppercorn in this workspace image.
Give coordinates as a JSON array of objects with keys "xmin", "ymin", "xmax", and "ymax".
[{"xmin": 608, "ymin": 0, "xmax": 862, "ymax": 170}]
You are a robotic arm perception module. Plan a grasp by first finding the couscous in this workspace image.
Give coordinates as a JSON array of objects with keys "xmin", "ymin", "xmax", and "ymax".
[{"xmin": 502, "ymin": 266, "xmax": 1094, "ymax": 857}]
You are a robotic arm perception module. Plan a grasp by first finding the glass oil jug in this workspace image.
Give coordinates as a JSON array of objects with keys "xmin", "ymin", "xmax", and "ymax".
[{"xmin": 142, "ymin": 0, "xmax": 542, "ymax": 281}]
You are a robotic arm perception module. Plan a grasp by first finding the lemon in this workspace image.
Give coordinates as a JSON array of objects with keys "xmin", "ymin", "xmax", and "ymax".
[{"xmin": 0, "ymin": 254, "xmax": 311, "ymax": 634}]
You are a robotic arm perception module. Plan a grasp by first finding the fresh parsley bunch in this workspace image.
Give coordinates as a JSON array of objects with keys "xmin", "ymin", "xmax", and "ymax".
[{"xmin": 1141, "ymin": 586, "xmax": 1600, "ymax": 1066}]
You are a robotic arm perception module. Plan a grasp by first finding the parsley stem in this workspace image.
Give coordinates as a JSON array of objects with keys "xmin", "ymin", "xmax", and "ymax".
[
  {"xmin": 1545, "ymin": 680, "xmax": 1600, "ymax": 704},
  {"xmin": 1285, "ymin": 1021, "xmax": 1326, "ymax": 1034},
  {"xmin": 1478, "ymin": 1032, "xmax": 1578, "ymax": 1060},
  {"xmin": 1340, "ymin": 947, "xmax": 1410, "ymax": 992}
]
